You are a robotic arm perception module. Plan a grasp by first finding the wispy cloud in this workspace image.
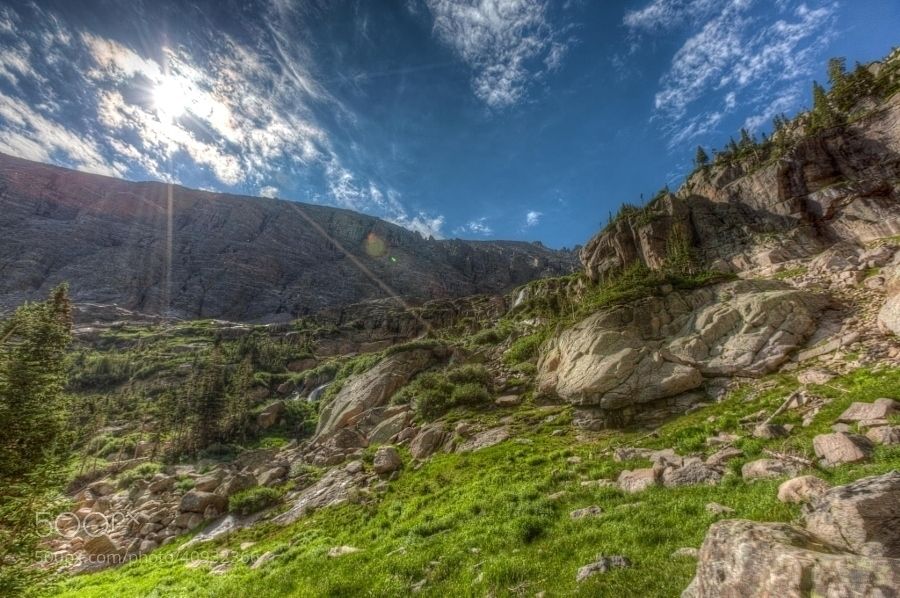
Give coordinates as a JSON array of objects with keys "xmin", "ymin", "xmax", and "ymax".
[
  {"xmin": 454, "ymin": 217, "xmax": 493, "ymax": 236},
  {"xmin": 422, "ymin": 0, "xmax": 571, "ymax": 108},
  {"xmin": 0, "ymin": 3, "xmax": 433, "ymax": 237},
  {"xmin": 626, "ymin": 0, "xmax": 837, "ymax": 146},
  {"xmin": 524, "ymin": 210, "xmax": 542, "ymax": 227}
]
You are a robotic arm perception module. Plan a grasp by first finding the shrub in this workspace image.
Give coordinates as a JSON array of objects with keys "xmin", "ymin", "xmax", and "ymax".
[
  {"xmin": 446, "ymin": 364, "xmax": 490, "ymax": 386},
  {"xmin": 117, "ymin": 462, "xmax": 161, "ymax": 488},
  {"xmin": 229, "ymin": 486, "xmax": 281, "ymax": 516},
  {"xmin": 503, "ymin": 332, "xmax": 547, "ymax": 366},
  {"xmin": 450, "ymin": 382, "xmax": 490, "ymax": 407}
]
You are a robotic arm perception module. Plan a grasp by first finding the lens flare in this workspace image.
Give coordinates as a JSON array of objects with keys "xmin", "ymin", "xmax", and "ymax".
[{"xmin": 364, "ymin": 232, "xmax": 387, "ymax": 257}]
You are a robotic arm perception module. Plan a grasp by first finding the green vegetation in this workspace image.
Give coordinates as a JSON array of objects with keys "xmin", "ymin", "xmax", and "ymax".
[
  {"xmin": 0, "ymin": 286, "xmax": 73, "ymax": 595},
  {"xmin": 229, "ymin": 487, "xmax": 282, "ymax": 516},
  {"xmin": 47, "ymin": 366, "xmax": 900, "ymax": 598},
  {"xmin": 394, "ymin": 364, "xmax": 493, "ymax": 420}
]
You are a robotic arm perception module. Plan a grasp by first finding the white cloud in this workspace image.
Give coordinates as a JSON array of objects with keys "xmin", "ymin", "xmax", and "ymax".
[
  {"xmin": 454, "ymin": 217, "xmax": 493, "ymax": 236},
  {"xmin": 633, "ymin": 0, "xmax": 837, "ymax": 146},
  {"xmin": 524, "ymin": 210, "xmax": 542, "ymax": 227},
  {"xmin": 624, "ymin": 0, "xmax": 725, "ymax": 32},
  {"xmin": 388, "ymin": 212, "xmax": 446, "ymax": 238},
  {"xmin": 423, "ymin": 0, "xmax": 570, "ymax": 108},
  {"xmin": 259, "ymin": 185, "xmax": 279, "ymax": 198}
]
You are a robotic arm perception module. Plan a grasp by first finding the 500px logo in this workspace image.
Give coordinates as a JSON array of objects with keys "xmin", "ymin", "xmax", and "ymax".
[{"xmin": 36, "ymin": 511, "xmax": 140, "ymax": 538}]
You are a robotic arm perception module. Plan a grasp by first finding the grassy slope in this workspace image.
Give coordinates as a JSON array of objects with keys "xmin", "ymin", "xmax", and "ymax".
[{"xmin": 50, "ymin": 366, "xmax": 900, "ymax": 598}]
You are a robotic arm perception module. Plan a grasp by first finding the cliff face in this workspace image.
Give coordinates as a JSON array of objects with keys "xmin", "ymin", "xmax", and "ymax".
[
  {"xmin": 0, "ymin": 154, "xmax": 577, "ymax": 321},
  {"xmin": 581, "ymin": 93, "xmax": 900, "ymax": 280}
]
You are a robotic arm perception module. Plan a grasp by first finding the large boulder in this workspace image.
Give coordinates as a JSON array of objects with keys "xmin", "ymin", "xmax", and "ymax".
[
  {"xmin": 409, "ymin": 424, "xmax": 448, "ymax": 460},
  {"xmin": 838, "ymin": 398, "xmax": 898, "ymax": 423},
  {"xmin": 372, "ymin": 446, "xmax": 402, "ymax": 474},
  {"xmin": 179, "ymin": 490, "xmax": 227, "ymax": 515},
  {"xmin": 538, "ymin": 280, "xmax": 823, "ymax": 429},
  {"xmin": 812, "ymin": 432, "xmax": 873, "ymax": 466},
  {"xmin": 315, "ymin": 349, "xmax": 436, "ymax": 439},
  {"xmin": 683, "ymin": 519, "xmax": 900, "ymax": 597},
  {"xmin": 805, "ymin": 471, "xmax": 900, "ymax": 558}
]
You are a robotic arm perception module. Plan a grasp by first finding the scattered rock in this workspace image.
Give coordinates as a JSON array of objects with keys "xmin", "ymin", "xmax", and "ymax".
[
  {"xmin": 409, "ymin": 424, "xmax": 447, "ymax": 460},
  {"xmin": 570, "ymin": 506, "xmax": 603, "ymax": 520},
  {"xmin": 777, "ymin": 475, "xmax": 831, "ymax": 504},
  {"xmin": 257, "ymin": 401, "xmax": 287, "ymax": 429},
  {"xmin": 796, "ymin": 368, "xmax": 836, "ymax": 385},
  {"xmin": 456, "ymin": 427, "xmax": 510, "ymax": 453},
  {"xmin": 705, "ymin": 433, "xmax": 740, "ymax": 447},
  {"xmin": 372, "ymin": 446, "xmax": 402, "ymax": 475},
  {"xmin": 705, "ymin": 446, "xmax": 743, "ymax": 467},
  {"xmin": 179, "ymin": 491, "xmax": 227, "ymax": 515},
  {"xmin": 837, "ymin": 398, "xmax": 898, "ymax": 423},
  {"xmin": 662, "ymin": 462, "xmax": 723, "ymax": 488},
  {"xmin": 866, "ymin": 426, "xmax": 900, "ymax": 445},
  {"xmin": 752, "ymin": 423, "xmax": 789, "ymax": 439},
  {"xmin": 327, "ymin": 546, "xmax": 361, "ymax": 557},
  {"xmin": 576, "ymin": 555, "xmax": 631, "ymax": 582},
  {"xmin": 705, "ymin": 502, "xmax": 735, "ymax": 516},
  {"xmin": 250, "ymin": 551, "xmax": 275, "ymax": 569},
  {"xmin": 741, "ymin": 459, "xmax": 801, "ymax": 481},
  {"xmin": 617, "ymin": 468, "xmax": 658, "ymax": 493},
  {"xmin": 257, "ymin": 467, "xmax": 287, "ymax": 487},
  {"xmin": 494, "ymin": 395, "xmax": 521, "ymax": 407},
  {"xmin": 812, "ymin": 432, "xmax": 873, "ymax": 466}
]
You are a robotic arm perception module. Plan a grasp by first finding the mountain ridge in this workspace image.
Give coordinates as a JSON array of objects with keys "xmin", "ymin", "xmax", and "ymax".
[{"xmin": 0, "ymin": 152, "xmax": 577, "ymax": 321}]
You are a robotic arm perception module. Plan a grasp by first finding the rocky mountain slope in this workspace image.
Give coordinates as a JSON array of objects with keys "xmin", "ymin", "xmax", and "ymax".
[
  {"xmin": 24, "ymin": 50, "xmax": 900, "ymax": 597},
  {"xmin": 0, "ymin": 153, "xmax": 576, "ymax": 321}
]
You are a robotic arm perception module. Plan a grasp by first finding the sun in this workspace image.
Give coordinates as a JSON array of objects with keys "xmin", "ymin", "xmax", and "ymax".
[{"xmin": 153, "ymin": 77, "xmax": 188, "ymax": 121}]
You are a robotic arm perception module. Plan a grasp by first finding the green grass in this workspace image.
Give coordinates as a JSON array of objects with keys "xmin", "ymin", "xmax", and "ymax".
[{"xmin": 47, "ymin": 366, "xmax": 900, "ymax": 598}]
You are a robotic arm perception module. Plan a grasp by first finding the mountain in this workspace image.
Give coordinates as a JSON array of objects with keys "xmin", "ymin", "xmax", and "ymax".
[{"xmin": 0, "ymin": 153, "xmax": 577, "ymax": 321}]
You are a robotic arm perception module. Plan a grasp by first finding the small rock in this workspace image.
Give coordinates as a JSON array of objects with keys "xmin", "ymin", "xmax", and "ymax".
[
  {"xmin": 566, "ymin": 456, "xmax": 582, "ymax": 464},
  {"xmin": 866, "ymin": 426, "xmax": 900, "ymax": 445},
  {"xmin": 837, "ymin": 398, "xmax": 898, "ymax": 423},
  {"xmin": 250, "ymin": 551, "xmax": 275, "ymax": 569},
  {"xmin": 831, "ymin": 423, "xmax": 852, "ymax": 433},
  {"xmin": 569, "ymin": 506, "xmax": 603, "ymax": 520},
  {"xmin": 812, "ymin": 432, "xmax": 873, "ymax": 466},
  {"xmin": 752, "ymin": 423, "xmax": 789, "ymax": 439},
  {"xmin": 257, "ymin": 467, "xmax": 287, "ymax": 487},
  {"xmin": 576, "ymin": 555, "xmax": 630, "ymax": 582},
  {"xmin": 454, "ymin": 422, "xmax": 472, "ymax": 437},
  {"xmin": 344, "ymin": 460, "xmax": 365, "ymax": 474},
  {"xmin": 706, "ymin": 433, "xmax": 740, "ymax": 447},
  {"xmin": 494, "ymin": 394, "xmax": 521, "ymax": 407},
  {"xmin": 613, "ymin": 447, "xmax": 652, "ymax": 462},
  {"xmin": 671, "ymin": 547, "xmax": 699, "ymax": 559},
  {"xmin": 662, "ymin": 462, "xmax": 723, "ymax": 488},
  {"xmin": 777, "ymin": 475, "xmax": 831, "ymax": 503},
  {"xmin": 797, "ymin": 368, "xmax": 836, "ymax": 385},
  {"xmin": 617, "ymin": 468, "xmax": 658, "ymax": 493},
  {"xmin": 193, "ymin": 473, "xmax": 223, "ymax": 493},
  {"xmin": 705, "ymin": 502, "xmax": 735, "ymax": 516},
  {"xmin": 705, "ymin": 447, "xmax": 743, "ymax": 467},
  {"xmin": 179, "ymin": 490, "xmax": 227, "ymax": 515},
  {"xmin": 373, "ymin": 446, "xmax": 402, "ymax": 474},
  {"xmin": 327, "ymin": 545, "xmax": 361, "ymax": 557},
  {"xmin": 741, "ymin": 459, "xmax": 801, "ymax": 481}
]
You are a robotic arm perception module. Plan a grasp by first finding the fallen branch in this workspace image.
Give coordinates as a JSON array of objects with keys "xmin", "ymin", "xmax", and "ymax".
[
  {"xmin": 763, "ymin": 449, "xmax": 816, "ymax": 469},
  {"xmin": 763, "ymin": 390, "xmax": 800, "ymax": 425}
]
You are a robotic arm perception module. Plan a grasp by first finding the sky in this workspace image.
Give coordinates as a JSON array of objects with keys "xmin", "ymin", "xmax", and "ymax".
[{"xmin": 0, "ymin": 1, "xmax": 897, "ymax": 248}]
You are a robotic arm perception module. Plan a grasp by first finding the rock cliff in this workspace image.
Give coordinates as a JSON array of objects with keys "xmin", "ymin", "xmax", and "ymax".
[{"xmin": 0, "ymin": 153, "xmax": 577, "ymax": 321}]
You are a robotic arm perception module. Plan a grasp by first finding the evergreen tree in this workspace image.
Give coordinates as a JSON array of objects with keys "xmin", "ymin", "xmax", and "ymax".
[
  {"xmin": 224, "ymin": 356, "xmax": 254, "ymax": 442},
  {"xmin": 809, "ymin": 81, "xmax": 842, "ymax": 132},
  {"xmin": 0, "ymin": 286, "xmax": 73, "ymax": 595},
  {"xmin": 694, "ymin": 146, "xmax": 709, "ymax": 168},
  {"xmin": 188, "ymin": 347, "xmax": 226, "ymax": 452}
]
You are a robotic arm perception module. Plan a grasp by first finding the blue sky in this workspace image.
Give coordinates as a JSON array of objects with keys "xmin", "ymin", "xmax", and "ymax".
[{"xmin": 0, "ymin": 0, "xmax": 897, "ymax": 248}]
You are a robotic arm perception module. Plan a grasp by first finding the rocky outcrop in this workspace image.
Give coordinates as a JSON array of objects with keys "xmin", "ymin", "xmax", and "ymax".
[
  {"xmin": 538, "ymin": 280, "xmax": 825, "ymax": 429},
  {"xmin": 0, "ymin": 153, "xmax": 577, "ymax": 321},
  {"xmin": 314, "ymin": 348, "xmax": 439, "ymax": 441},
  {"xmin": 685, "ymin": 473, "xmax": 900, "ymax": 597},
  {"xmin": 582, "ymin": 93, "xmax": 900, "ymax": 281},
  {"xmin": 879, "ymin": 263, "xmax": 900, "ymax": 335},
  {"xmin": 683, "ymin": 520, "xmax": 899, "ymax": 598}
]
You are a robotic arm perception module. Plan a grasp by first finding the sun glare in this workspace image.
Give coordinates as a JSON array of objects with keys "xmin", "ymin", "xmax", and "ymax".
[{"xmin": 153, "ymin": 77, "xmax": 188, "ymax": 120}]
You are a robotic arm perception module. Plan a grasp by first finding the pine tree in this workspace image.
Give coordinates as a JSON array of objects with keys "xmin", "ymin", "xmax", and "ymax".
[
  {"xmin": 810, "ymin": 80, "xmax": 842, "ymax": 132},
  {"xmin": 224, "ymin": 356, "xmax": 254, "ymax": 442},
  {"xmin": 694, "ymin": 146, "xmax": 709, "ymax": 169},
  {"xmin": 188, "ymin": 347, "xmax": 226, "ymax": 453},
  {"xmin": 0, "ymin": 286, "xmax": 73, "ymax": 594}
]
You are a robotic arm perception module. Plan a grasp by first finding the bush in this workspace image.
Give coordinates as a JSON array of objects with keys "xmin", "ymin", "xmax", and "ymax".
[
  {"xmin": 450, "ymin": 382, "xmax": 490, "ymax": 407},
  {"xmin": 229, "ymin": 486, "xmax": 281, "ymax": 516},
  {"xmin": 446, "ymin": 364, "xmax": 490, "ymax": 386},
  {"xmin": 503, "ymin": 332, "xmax": 547, "ymax": 366},
  {"xmin": 117, "ymin": 462, "xmax": 161, "ymax": 488}
]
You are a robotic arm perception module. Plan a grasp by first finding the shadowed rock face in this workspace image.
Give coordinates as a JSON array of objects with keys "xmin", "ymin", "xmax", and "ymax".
[
  {"xmin": 0, "ymin": 153, "xmax": 577, "ymax": 321},
  {"xmin": 581, "ymin": 94, "xmax": 900, "ymax": 281}
]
